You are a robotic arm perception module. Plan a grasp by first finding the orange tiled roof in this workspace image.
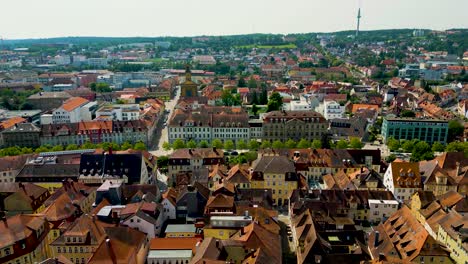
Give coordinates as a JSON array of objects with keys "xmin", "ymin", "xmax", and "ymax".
[
  {"xmin": 150, "ymin": 237, "xmax": 200, "ymax": 252},
  {"xmin": 61, "ymin": 97, "xmax": 89, "ymax": 112},
  {"xmin": 351, "ymin": 104, "xmax": 380, "ymax": 114},
  {"xmin": 0, "ymin": 116, "xmax": 27, "ymax": 130}
]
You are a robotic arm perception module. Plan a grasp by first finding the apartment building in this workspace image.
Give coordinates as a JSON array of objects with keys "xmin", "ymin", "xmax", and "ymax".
[
  {"xmin": 262, "ymin": 110, "xmax": 327, "ymax": 142},
  {"xmin": 382, "ymin": 117, "xmax": 449, "ymax": 144}
]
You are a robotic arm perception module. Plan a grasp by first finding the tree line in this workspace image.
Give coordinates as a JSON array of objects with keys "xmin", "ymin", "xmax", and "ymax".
[{"xmin": 0, "ymin": 141, "xmax": 147, "ymax": 157}]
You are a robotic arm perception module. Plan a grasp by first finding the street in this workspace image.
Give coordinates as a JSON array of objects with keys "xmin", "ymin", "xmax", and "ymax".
[{"xmin": 149, "ymin": 86, "xmax": 180, "ymax": 157}]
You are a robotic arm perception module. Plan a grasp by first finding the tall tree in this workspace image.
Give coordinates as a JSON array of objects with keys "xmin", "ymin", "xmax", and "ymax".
[
  {"xmin": 224, "ymin": 140, "xmax": 235, "ymax": 150},
  {"xmin": 236, "ymin": 139, "xmax": 247, "ymax": 150},
  {"xmin": 251, "ymin": 104, "xmax": 259, "ymax": 116},
  {"xmin": 349, "ymin": 138, "xmax": 363, "ymax": 149},
  {"xmin": 260, "ymin": 86, "xmax": 268, "ymax": 104},
  {"xmin": 285, "ymin": 139, "xmax": 297, "ymax": 149},
  {"xmin": 272, "ymin": 140, "xmax": 284, "ymax": 149},
  {"xmin": 211, "ymin": 139, "xmax": 223, "ymax": 149},
  {"xmin": 267, "ymin": 92, "xmax": 283, "ymax": 112},
  {"xmin": 198, "ymin": 140, "xmax": 209, "ymax": 148},
  {"xmin": 248, "ymin": 140, "xmax": 260, "ymax": 150},
  {"xmin": 251, "ymin": 91, "xmax": 259, "ymax": 105},
  {"xmin": 336, "ymin": 140, "xmax": 349, "ymax": 149},
  {"xmin": 260, "ymin": 140, "xmax": 271, "ymax": 149},
  {"xmin": 187, "ymin": 140, "xmax": 197, "ymax": 148},
  {"xmin": 248, "ymin": 77, "xmax": 257, "ymax": 88},
  {"xmin": 448, "ymin": 120, "xmax": 464, "ymax": 142},
  {"xmin": 237, "ymin": 77, "xmax": 247, "ymax": 87},
  {"xmin": 311, "ymin": 139, "xmax": 322, "ymax": 149},
  {"xmin": 297, "ymin": 139, "xmax": 311, "ymax": 149},
  {"xmin": 172, "ymin": 139, "xmax": 186, "ymax": 150}
]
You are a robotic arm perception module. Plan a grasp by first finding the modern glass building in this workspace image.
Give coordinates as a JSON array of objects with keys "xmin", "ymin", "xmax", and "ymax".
[{"xmin": 382, "ymin": 117, "xmax": 449, "ymax": 144}]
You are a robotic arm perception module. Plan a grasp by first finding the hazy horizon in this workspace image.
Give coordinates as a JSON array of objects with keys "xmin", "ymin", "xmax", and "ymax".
[{"xmin": 2, "ymin": 0, "xmax": 468, "ymax": 39}]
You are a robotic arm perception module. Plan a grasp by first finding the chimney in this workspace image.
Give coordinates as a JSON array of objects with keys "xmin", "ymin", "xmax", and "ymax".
[
  {"xmin": 456, "ymin": 162, "xmax": 461, "ymax": 176},
  {"xmin": 374, "ymin": 231, "xmax": 380, "ymax": 247},
  {"xmin": 109, "ymin": 146, "xmax": 113, "ymax": 155},
  {"xmin": 215, "ymin": 239, "xmax": 220, "ymax": 249},
  {"xmin": 240, "ymin": 226, "xmax": 245, "ymax": 235}
]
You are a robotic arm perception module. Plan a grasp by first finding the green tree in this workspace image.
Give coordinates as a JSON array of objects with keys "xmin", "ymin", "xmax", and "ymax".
[
  {"xmin": 237, "ymin": 77, "xmax": 247, "ymax": 87},
  {"xmin": 89, "ymin": 82, "xmax": 112, "ymax": 93},
  {"xmin": 260, "ymin": 86, "xmax": 268, "ymax": 104},
  {"xmin": 267, "ymin": 92, "xmax": 283, "ymax": 112},
  {"xmin": 448, "ymin": 120, "xmax": 464, "ymax": 142},
  {"xmin": 349, "ymin": 138, "xmax": 363, "ymax": 149},
  {"xmin": 411, "ymin": 141, "xmax": 434, "ymax": 162},
  {"xmin": 336, "ymin": 140, "xmax": 349, "ymax": 149},
  {"xmin": 81, "ymin": 141, "xmax": 95, "ymax": 149},
  {"xmin": 156, "ymin": 155, "xmax": 169, "ymax": 168},
  {"xmin": 297, "ymin": 139, "xmax": 311, "ymax": 149},
  {"xmin": 172, "ymin": 139, "xmax": 186, "ymax": 150},
  {"xmin": 248, "ymin": 140, "xmax": 260, "ymax": 150},
  {"xmin": 221, "ymin": 89, "xmax": 241, "ymax": 106},
  {"xmin": 65, "ymin": 144, "xmax": 79, "ymax": 151},
  {"xmin": 187, "ymin": 140, "xmax": 197, "ymax": 148},
  {"xmin": 431, "ymin": 141, "xmax": 445, "ymax": 152},
  {"xmin": 35, "ymin": 145, "xmax": 52, "ymax": 153},
  {"xmin": 251, "ymin": 104, "xmax": 259, "ymax": 116},
  {"xmin": 285, "ymin": 139, "xmax": 297, "ymax": 149},
  {"xmin": 134, "ymin": 141, "xmax": 147, "ymax": 150},
  {"xmin": 260, "ymin": 140, "xmax": 271, "ymax": 149},
  {"xmin": 385, "ymin": 154, "xmax": 397, "ymax": 163},
  {"xmin": 445, "ymin": 141, "xmax": 468, "ymax": 157},
  {"xmin": 224, "ymin": 140, "xmax": 235, "ymax": 150},
  {"xmin": 272, "ymin": 140, "xmax": 284, "ymax": 149},
  {"xmin": 400, "ymin": 110, "xmax": 416, "ymax": 118},
  {"xmin": 198, "ymin": 140, "xmax": 209, "ymax": 148},
  {"xmin": 211, "ymin": 139, "xmax": 223, "ymax": 149},
  {"xmin": 248, "ymin": 77, "xmax": 257, "ymax": 88},
  {"xmin": 402, "ymin": 140, "xmax": 416, "ymax": 153},
  {"xmin": 20, "ymin": 147, "xmax": 33, "ymax": 154},
  {"xmin": 251, "ymin": 91, "xmax": 259, "ymax": 105},
  {"xmin": 121, "ymin": 141, "xmax": 133, "ymax": 150},
  {"xmin": 109, "ymin": 142, "xmax": 120, "ymax": 151},
  {"xmin": 236, "ymin": 139, "xmax": 247, "ymax": 150},
  {"xmin": 387, "ymin": 137, "xmax": 400, "ymax": 152},
  {"xmin": 311, "ymin": 139, "xmax": 322, "ymax": 149}
]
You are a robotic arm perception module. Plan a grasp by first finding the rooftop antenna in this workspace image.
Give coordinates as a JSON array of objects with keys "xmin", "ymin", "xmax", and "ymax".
[{"xmin": 356, "ymin": 0, "xmax": 362, "ymax": 38}]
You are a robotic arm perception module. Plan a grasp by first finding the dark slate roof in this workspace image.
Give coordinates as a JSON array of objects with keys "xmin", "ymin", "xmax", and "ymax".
[
  {"xmin": 122, "ymin": 184, "xmax": 160, "ymax": 203},
  {"xmin": 253, "ymin": 156, "xmax": 296, "ymax": 175},
  {"xmin": 16, "ymin": 164, "xmax": 80, "ymax": 180},
  {"xmin": 79, "ymin": 153, "xmax": 143, "ymax": 184}
]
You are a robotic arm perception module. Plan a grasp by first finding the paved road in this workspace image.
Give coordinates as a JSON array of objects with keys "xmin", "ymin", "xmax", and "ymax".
[
  {"xmin": 150, "ymin": 86, "xmax": 180, "ymax": 156},
  {"xmin": 278, "ymin": 213, "xmax": 296, "ymax": 253}
]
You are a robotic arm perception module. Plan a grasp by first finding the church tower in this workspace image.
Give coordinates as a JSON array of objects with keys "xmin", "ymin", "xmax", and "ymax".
[{"xmin": 180, "ymin": 64, "xmax": 198, "ymax": 98}]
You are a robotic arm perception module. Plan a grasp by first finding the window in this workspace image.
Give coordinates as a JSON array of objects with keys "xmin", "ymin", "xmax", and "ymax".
[{"xmin": 4, "ymin": 248, "xmax": 10, "ymax": 256}]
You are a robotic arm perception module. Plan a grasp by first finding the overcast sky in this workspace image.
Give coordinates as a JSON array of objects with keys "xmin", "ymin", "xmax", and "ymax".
[{"xmin": 2, "ymin": 0, "xmax": 467, "ymax": 39}]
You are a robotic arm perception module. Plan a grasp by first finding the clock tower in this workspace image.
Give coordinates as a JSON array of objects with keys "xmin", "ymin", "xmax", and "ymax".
[{"xmin": 180, "ymin": 65, "xmax": 198, "ymax": 98}]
